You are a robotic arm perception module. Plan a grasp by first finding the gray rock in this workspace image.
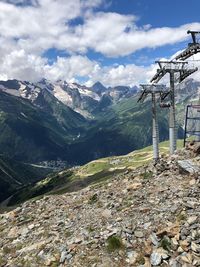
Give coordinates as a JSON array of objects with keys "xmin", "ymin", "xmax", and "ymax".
[
  {"xmin": 126, "ymin": 251, "xmax": 138, "ymax": 265},
  {"xmin": 60, "ymin": 251, "xmax": 68, "ymax": 263},
  {"xmin": 150, "ymin": 251, "xmax": 162, "ymax": 266},
  {"xmin": 134, "ymin": 230, "xmax": 144, "ymax": 238},
  {"xmin": 150, "ymin": 233, "xmax": 159, "ymax": 246},
  {"xmin": 178, "ymin": 160, "xmax": 199, "ymax": 174},
  {"xmin": 187, "ymin": 216, "xmax": 198, "ymax": 225},
  {"xmin": 66, "ymin": 253, "xmax": 73, "ymax": 261},
  {"xmin": 191, "ymin": 242, "xmax": 200, "ymax": 253}
]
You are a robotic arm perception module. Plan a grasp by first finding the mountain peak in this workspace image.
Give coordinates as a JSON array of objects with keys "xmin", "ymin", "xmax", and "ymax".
[{"xmin": 91, "ymin": 81, "xmax": 107, "ymax": 93}]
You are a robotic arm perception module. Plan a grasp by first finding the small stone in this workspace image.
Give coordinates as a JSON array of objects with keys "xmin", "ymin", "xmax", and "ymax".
[
  {"xmin": 28, "ymin": 224, "xmax": 35, "ymax": 230},
  {"xmin": 144, "ymin": 257, "xmax": 152, "ymax": 267},
  {"xmin": 123, "ymin": 228, "xmax": 133, "ymax": 235},
  {"xmin": 74, "ymin": 237, "xmax": 82, "ymax": 244},
  {"xmin": 184, "ymin": 201, "xmax": 197, "ymax": 209},
  {"xmin": 156, "ymin": 248, "xmax": 169, "ymax": 260},
  {"xmin": 157, "ymin": 223, "xmax": 180, "ymax": 238},
  {"xmin": 126, "ymin": 251, "xmax": 138, "ymax": 264},
  {"xmin": 169, "ymin": 259, "xmax": 182, "ymax": 267},
  {"xmin": 134, "ymin": 230, "xmax": 144, "ymax": 238},
  {"xmin": 60, "ymin": 251, "xmax": 68, "ymax": 263},
  {"xmin": 66, "ymin": 253, "xmax": 73, "ymax": 261},
  {"xmin": 127, "ymin": 182, "xmax": 142, "ymax": 191},
  {"xmin": 8, "ymin": 227, "xmax": 19, "ymax": 238},
  {"xmin": 189, "ymin": 179, "xmax": 196, "ymax": 186},
  {"xmin": 187, "ymin": 216, "xmax": 198, "ymax": 225},
  {"xmin": 144, "ymin": 222, "xmax": 151, "ymax": 229},
  {"xmin": 180, "ymin": 253, "xmax": 193, "ymax": 264},
  {"xmin": 193, "ymin": 255, "xmax": 200, "ymax": 266},
  {"xmin": 180, "ymin": 240, "xmax": 190, "ymax": 252},
  {"xmin": 150, "ymin": 251, "xmax": 162, "ymax": 266},
  {"xmin": 177, "ymin": 246, "xmax": 184, "ymax": 253},
  {"xmin": 144, "ymin": 241, "xmax": 152, "ymax": 256},
  {"xmin": 171, "ymin": 237, "xmax": 179, "ymax": 250},
  {"xmin": 116, "ymin": 217, "xmax": 122, "ymax": 222},
  {"xmin": 20, "ymin": 227, "xmax": 29, "ymax": 236},
  {"xmin": 150, "ymin": 233, "xmax": 159, "ymax": 246},
  {"xmin": 191, "ymin": 242, "xmax": 200, "ymax": 253},
  {"xmin": 44, "ymin": 256, "xmax": 57, "ymax": 266},
  {"xmin": 101, "ymin": 209, "xmax": 112, "ymax": 219}
]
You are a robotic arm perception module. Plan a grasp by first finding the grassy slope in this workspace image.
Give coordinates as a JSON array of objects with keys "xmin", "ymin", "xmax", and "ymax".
[
  {"xmin": 7, "ymin": 139, "xmax": 184, "ymax": 207},
  {"xmin": 0, "ymin": 155, "xmax": 52, "ymax": 202}
]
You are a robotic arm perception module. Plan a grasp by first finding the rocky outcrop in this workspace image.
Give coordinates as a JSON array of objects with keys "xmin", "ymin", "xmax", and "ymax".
[
  {"xmin": 0, "ymin": 151, "xmax": 199, "ymax": 266},
  {"xmin": 186, "ymin": 141, "xmax": 200, "ymax": 156}
]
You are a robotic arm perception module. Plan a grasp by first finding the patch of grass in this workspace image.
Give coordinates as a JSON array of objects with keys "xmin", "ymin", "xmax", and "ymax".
[
  {"xmin": 0, "ymin": 256, "xmax": 7, "ymax": 266},
  {"xmin": 79, "ymin": 161, "xmax": 111, "ymax": 176},
  {"xmin": 177, "ymin": 211, "xmax": 187, "ymax": 222},
  {"xmin": 88, "ymin": 193, "xmax": 98, "ymax": 204},
  {"xmin": 106, "ymin": 235, "xmax": 124, "ymax": 252},
  {"xmin": 141, "ymin": 170, "xmax": 153, "ymax": 180},
  {"xmin": 50, "ymin": 262, "xmax": 60, "ymax": 267},
  {"xmin": 65, "ymin": 231, "xmax": 73, "ymax": 238},
  {"xmin": 3, "ymin": 246, "xmax": 14, "ymax": 254},
  {"xmin": 160, "ymin": 236, "xmax": 172, "ymax": 251},
  {"xmin": 87, "ymin": 225, "xmax": 95, "ymax": 233},
  {"xmin": 136, "ymin": 254, "xmax": 145, "ymax": 265}
]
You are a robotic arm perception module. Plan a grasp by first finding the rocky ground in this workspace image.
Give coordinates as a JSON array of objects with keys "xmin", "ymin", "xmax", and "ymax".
[{"xmin": 0, "ymin": 148, "xmax": 200, "ymax": 267}]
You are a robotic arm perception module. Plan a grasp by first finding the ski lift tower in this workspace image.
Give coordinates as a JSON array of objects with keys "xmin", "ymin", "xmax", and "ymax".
[
  {"xmin": 175, "ymin": 31, "xmax": 200, "ymax": 61},
  {"xmin": 176, "ymin": 30, "xmax": 200, "ymax": 144},
  {"xmin": 150, "ymin": 60, "xmax": 198, "ymax": 155},
  {"xmin": 138, "ymin": 84, "xmax": 169, "ymax": 161}
]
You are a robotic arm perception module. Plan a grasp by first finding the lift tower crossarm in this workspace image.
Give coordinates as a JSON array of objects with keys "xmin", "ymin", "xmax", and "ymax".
[
  {"xmin": 175, "ymin": 31, "xmax": 200, "ymax": 61},
  {"xmin": 150, "ymin": 61, "xmax": 188, "ymax": 84},
  {"xmin": 179, "ymin": 67, "xmax": 198, "ymax": 82}
]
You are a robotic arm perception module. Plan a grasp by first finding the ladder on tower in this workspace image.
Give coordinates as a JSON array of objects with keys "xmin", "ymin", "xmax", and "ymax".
[{"xmin": 184, "ymin": 104, "xmax": 200, "ymax": 146}]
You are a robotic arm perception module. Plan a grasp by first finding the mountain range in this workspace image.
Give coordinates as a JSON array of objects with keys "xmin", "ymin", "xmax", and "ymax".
[
  {"xmin": 0, "ymin": 79, "xmax": 138, "ymax": 118},
  {"xmin": 0, "ymin": 77, "xmax": 199, "ymax": 202}
]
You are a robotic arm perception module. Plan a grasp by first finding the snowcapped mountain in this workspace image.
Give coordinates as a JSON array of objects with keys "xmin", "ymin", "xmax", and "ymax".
[
  {"xmin": 0, "ymin": 77, "xmax": 199, "ymax": 118},
  {"xmin": 0, "ymin": 79, "xmax": 139, "ymax": 117},
  {"xmin": 175, "ymin": 79, "xmax": 200, "ymax": 103}
]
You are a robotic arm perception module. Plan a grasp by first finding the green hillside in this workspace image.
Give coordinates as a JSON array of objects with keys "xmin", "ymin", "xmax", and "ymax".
[
  {"xmin": 0, "ymin": 92, "xmax": 187, "ymax": 205},
  {"xmin": 0, "ymin": 91, "xmax": 88, "ymax": 163},
  {"xmin": 0, "ymin": 155, "xmax": 51, "ymax": 202},
  {"xmin": 6, "ymin": 139, "xmax": 184, "ymax": 207}
]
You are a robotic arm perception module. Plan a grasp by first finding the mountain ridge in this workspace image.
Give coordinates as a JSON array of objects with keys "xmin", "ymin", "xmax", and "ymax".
[{"xmin": 0, "ymin": 78, "xmax": 139, "ymax": 117}]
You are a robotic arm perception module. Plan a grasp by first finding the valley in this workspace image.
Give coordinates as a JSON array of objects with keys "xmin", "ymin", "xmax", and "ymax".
[{"xmin": 0, "ymin": 78, "xmax": 199, "ymax": 204}]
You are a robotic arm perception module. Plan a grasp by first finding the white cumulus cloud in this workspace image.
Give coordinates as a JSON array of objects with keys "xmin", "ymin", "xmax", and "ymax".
[{"xmin": 0, "ymin": 0, "xmax": 200, "ymax": 85}]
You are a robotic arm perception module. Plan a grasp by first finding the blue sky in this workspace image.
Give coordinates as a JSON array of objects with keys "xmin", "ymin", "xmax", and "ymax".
[
  {"xmin": 108, "ymin": 0, "xmax": 200, "ymax": 27},
  {"xmin": 0, "ymin": 0, "xmax": 200, "ymax": 86}
]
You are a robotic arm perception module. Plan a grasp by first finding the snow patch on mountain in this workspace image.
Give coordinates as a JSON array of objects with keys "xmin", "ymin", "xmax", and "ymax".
[{"xmin": 53, "ymin": 84, "xmax": 73, "ymax": 106}]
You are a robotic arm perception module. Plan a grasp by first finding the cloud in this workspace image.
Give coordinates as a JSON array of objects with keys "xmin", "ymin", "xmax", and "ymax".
[
  {"xmin": 86, "ymin": 63, "xmax": 154, "ymax": 87},
  {"xmin": 0, "ymin": 0, "xmax": 200, "ymax": 85},
  {"xmin": 0, "ymin": 48, "xmax": 153, "ymax": 86},
  {"xmin": 1, "ymin": 1, "xmax": 200, "ymax": 56},
  {"xmin": 0, "ymin": 49, "xmax": 47, "ymax": 81},
  {"xmin": 44, "ymin": 55, "xmax": 97, "ymax": 82}
]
